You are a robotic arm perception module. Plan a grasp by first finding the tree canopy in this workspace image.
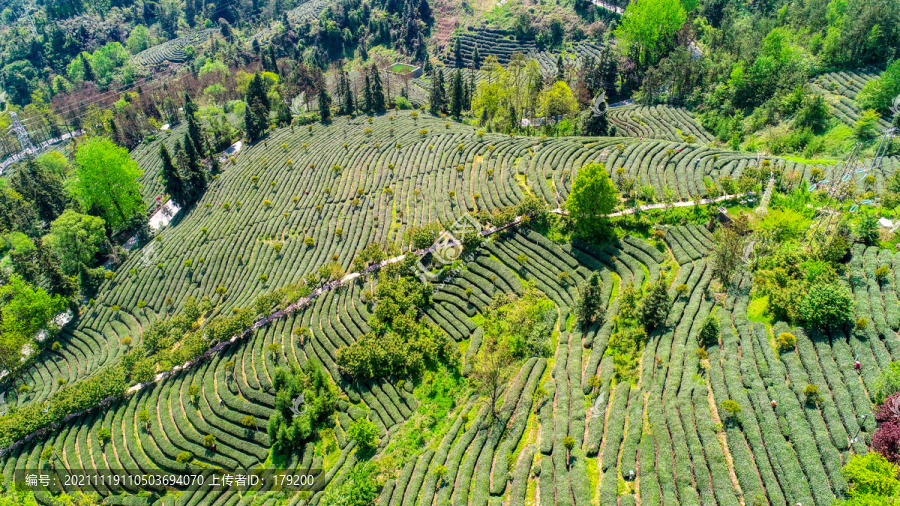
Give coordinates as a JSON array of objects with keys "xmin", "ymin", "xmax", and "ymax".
[
  {"xmin": 71, "ymin": 137, "xmax": 144, "ymax": 231},
  {"xmin": 0, "ymin": 275, "xmax": 67, "ymax": 376},
  {"xmin": 10, "ymin": 156, "xmax": 67, "ymax": 224},
  {"xmin": 798, "ymin": 282, "xmax": 854, "ymax": 329},
  {"xmin": 858, "ymin": 60, "xmax": 900, "ymax": 114},
  {"xmin": 839, "ymin": 452, "xmax": 900, "ymax": 502},
  {"xmin": 539, "ymin": 81, "xmax": 578, "ymax": 120},
  {"xmin": 636, "ymin": 277, "xmax": 671, "ymax": 331},
  {"xmin": 44, "ymin": 210, "xmax": 106, "ymax": 276},
  {"xmin": 267, "ymin": 362, "xmax": 337, "ymax": 459},
  {"xmin": 614, "ymin": 0, "xmax": 687, "ymax": 68},
  {"xmin": 566, "ymin": 163, "xmax": 619, "ymax": 237},
  {"xmin": 337, "ymin": 275, "xmax": 459, "ymax": 380}
]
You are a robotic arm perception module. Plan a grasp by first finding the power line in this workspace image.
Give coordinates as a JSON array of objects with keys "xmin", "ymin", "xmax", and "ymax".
[
  {"xmin": 18, "ymin": 72, "xmax": 179, "ymax": 130},
  {"xmin": 20, "ymin": 0, "xmax": 287, "ymax": 124},
  {"xmin": 12, "ymin": 2, "xmax": 306, "ymax": 140}
]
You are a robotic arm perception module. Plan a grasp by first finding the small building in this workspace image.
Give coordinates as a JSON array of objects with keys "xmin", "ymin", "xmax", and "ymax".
[
  {"xmin": 717, "ymin": 207, "xmax": 732, "ymax": 224},
  {"xmin": 878, "ymin": 217, "xmax": 894, "ymax": 228}
]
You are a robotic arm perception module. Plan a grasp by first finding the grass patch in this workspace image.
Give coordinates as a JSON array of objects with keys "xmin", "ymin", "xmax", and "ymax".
[
  {"xmin": 514, "ymin": 174, "xmax": 533, "ymax": 195},
  {"xmin": 526, "ymin": 456, "xmax": 539, "ymax": 505},
  {"xmin": 387, "ymin": 63, "xmax": 417, "ymax": 74},
  {"xmin": 315, "ymin": 428, "xmax": 341, "ymax": 471},
  {"xmin": 881, "ymin": 240, "xmax": 900, "ymax": 251},
  {"xmin": 586, "ymin": 455, "xmax": 600, "ymax": 505},
  {"xmin": 376, "ymin": 366, "xmax": 465, "ymax": 476},
  {"xmin": 609, "ymin": 272, "xmax": 621, "ymax": 301},
  {"xmin": 780, "ymin": 155, "xmax": 841, "ymax": 165},
  {"xmin": 458, "ymin": 338, "xmax": 471, "ymax": 356},
  {"xmin": 747, "ymin": 295, "xmax": 772, "ymax": 324}
]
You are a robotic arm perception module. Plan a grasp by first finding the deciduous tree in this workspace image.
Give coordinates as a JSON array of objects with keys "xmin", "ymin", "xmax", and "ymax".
[
  {"xmin": 471, "ymin": 333, "xmax": 514, "ymax": 420},
  {"xmin": 44, "ymin": 210, "xmax": 106, "ymax": 276},
  {"xmin": 71, "ymin": 137, "xmax": 144, "ymax": 231},
  {"xmin": 711, "ymin": 226, "xmax": 744, "ymax": 285},
  {"xmin": 566, "ymin": 163, "xmax": 619, "ymax": 237},
  {"xmin": 614, "ymin": 0, "xmax": 686, "ymax": 67},
  {"xmin": 840, "ymin": 452, "xmax": 900, "ymax": 500}
]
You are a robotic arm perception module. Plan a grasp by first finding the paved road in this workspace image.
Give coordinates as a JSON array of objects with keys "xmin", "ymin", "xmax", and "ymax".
[
  {"xmin": 550, "ymin": 192, "xmax": 756, "ymax": 217},
  {"xmin": 609, "ymin": 99, "xmax": 634, "ymax": 108},
  {"xmin": 591, "ymin": 0, "xmax": 624, "ymax": 14}
]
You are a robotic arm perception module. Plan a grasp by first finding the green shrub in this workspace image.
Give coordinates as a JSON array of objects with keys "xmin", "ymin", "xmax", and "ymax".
[
  {"xmin": 840, "ymin": 452, "xmax": 900, "ymax": 499},
  {"xmin": 721, "ymin": 400, "xmax": 741, "ymax": 419},
  {"xmin": 697, "ymin": 313, "xmax": 720, "ymax": 346},
  {"xmin": 347, "ymin": 418, "xmax": 379, "ymax": 453},
  {"xmin": 804, "ymin": 384, "xmax": 823, "ymax": 405},
  {"xmin": 432, "ymin": 464, "xmax": 448, "ymax": 485},
  {"xmin": 320, "ymin": 463, "xmax": 378, "ymax": 505},
  {"xmin": 40, "ymin": 446, "xmax": 55, "ymax": 461},
  {"xmin": 777, "ymin": 332, "xmax": 796, "ymax": 351},
  {"xmin": 798, "ymin": 282, "xmax": 853, "ymax": 329}
]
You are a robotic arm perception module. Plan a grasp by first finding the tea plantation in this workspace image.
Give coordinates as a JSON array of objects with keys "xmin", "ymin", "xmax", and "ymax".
[{"xmin": 1, "ymin": 115, "xmax": 897, "ymax": 505}]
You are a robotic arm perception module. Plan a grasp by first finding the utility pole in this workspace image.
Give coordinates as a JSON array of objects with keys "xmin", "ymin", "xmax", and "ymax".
[
  {"xmin": 850, "ymin": 414, "xmax": 868, "ymax": 444},
  {"xmin": 8, "ymin": 111, "xmax": 35, "ymax": 154}
]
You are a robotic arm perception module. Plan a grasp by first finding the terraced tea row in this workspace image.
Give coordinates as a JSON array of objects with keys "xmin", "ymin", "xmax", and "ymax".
[
  {"xmin": 250, "ymin": 0, "xmax": 334, "ymax": 44},
  {"xmin": 131, "ymin": 29, "xmax": 216, "ymax": 67},
  {"xmin": 0, "ymin": 228, "xmax": 664, "ymax": 504},
  {"xmin": 608, "ymin": 104, "xmax": 714, "ymax": 144},
  {"xmin": 15, "ymin": 116, "xmax": 895, "ymax": 410},
  {"xmin": 1, "ymin": 282, "xmax": 418, "ymax": 505},
  {"xmin": 12, "ymin": 192, "xmax": 890, "ymax": 503},
  {"xmin": 808, "ymin": 68, "xmax": 894, "ymax": 130},
  {"xmin": 543, "ymin": 138, "xmax": 896, "ymax": 209}
]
